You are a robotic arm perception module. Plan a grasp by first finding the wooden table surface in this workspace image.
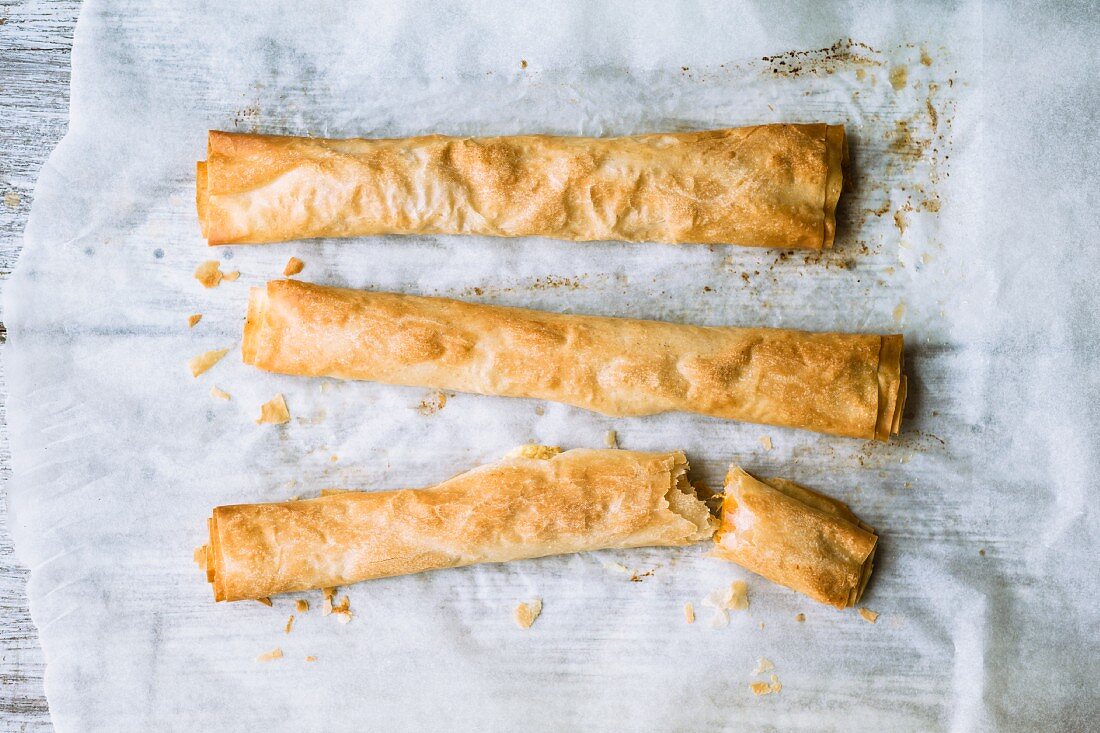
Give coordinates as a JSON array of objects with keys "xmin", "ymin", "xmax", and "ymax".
[{"xmin": 1, "ymin": 1, "xmax": 81, "ymax": 729}]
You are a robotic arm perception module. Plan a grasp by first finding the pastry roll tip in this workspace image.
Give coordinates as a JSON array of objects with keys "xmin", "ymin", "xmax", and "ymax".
[
  {"xmin": 242, "ymin": 279, "xmax": 905, "ymax": 440},
  {"xmin": 712, "ymin": 467, "xmax": 877, "ymax": 608},
  {"xmin": 200, "ymin": 447, "xmax": 716, "ymax": 602},
  {"xmin": 196, "ymin": 124, "xmax": 846, "ymax": 249}
]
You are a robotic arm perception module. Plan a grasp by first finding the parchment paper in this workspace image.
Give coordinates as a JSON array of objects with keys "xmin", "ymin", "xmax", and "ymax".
[{"xmin": 5, "ymin": 1, "xmax": 1098, "ymax": 730}]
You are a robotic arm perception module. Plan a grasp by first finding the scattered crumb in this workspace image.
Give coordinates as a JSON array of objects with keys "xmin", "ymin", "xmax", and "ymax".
[
  {"xmin": 3, "ymin": 191, "xmax": 21, "ymax": 208},
  {"xmin": 859, "ymin": 607, "xmax": 879, "ymax": 624},
  {"xmin": 520, "ymin": 59, "xmax": 528, "ymax": 69},
  {"xmin": 210, "ymin": 386, "xmax": 231, "ymax": 400},
  {"xmin": 684, "ymin": 602, "xmax": 695, "ymax": 624},
  {"xmin": 331, "ymin": 595, "xmax": 353, "ymax": 623},
  {"xmin": 285, "ymin": 615, "xmax": 295, "ymax": 634},
  {"xmin": 604, "ymin": 430, "xmax": 618, "ymax": 448},
  {"xmin": 305, "ymin": 656, "xmax": 317, "ymax": 662},
  {"xmin": 758, "ymin": 622, "xmax": 765, "ymax": 630},
  {"xmin": 188, "ymin": 348, "xmax": 229, "ymax": 377},
  {"xmin": 979, "ymin": 548, "xmax": 986, "ymax": 556},
  {"xmin": 330, "ymin": 455, "xmax": 338, "ymax": 462},
  {"xmin": 256, "ymin": 597, "xmax": 272, "ymax": 607},
  {"xmin": 920, "ymin": 48, "xmax": 933, "ymax": 66},
  {"xmin": 257, "ymin": 394, "xmax": 290, "ymax": 424},
  {"xmin": 194, "ymin": 260, "xmax": 225, "ymax": 288},
  {"xmin": 514, "ymin": 599, "xmax": 543, "ymax": 629},
  {"xmin": 795, "ymin": 613, "xmax": 806, "ymax": 623},
  {"xmin": 222, "ymin": 270, "xmax": 240, "ymax": 282},
  {"xmin": 750, "ymin": 676, "xmax": 782, "ymax": 696},
  {"xmin": 752, "ymin": 657, "xmax": 775, "ymax": 676},
  {"xmin": 629, "ymin": 568, "xmax": 656, "ymax": 582},
  {"xmin": 416, "ymin": 390, "xmax": 449, "ymax": 415},
  {"xmin": 322, "ymin": 587, "xmax": 336, "ymax": 616},
  {"xmin": 516, "ymin": 444, "xmax": 561, "ymax": 460},
  {"xmin": 702, "ymin": 580, "xmax": 749, "ymax": 628},
  {"xmin": 192, "ymin": 546, "xmax": 206, "ymax": 569},
  {"xmin": 890, "ymin": 65, "xmax": 908, "ymax": 90},
  {"xmin": 256, "ymin": 648, "xmax": 283, "ymax": 663},
  {"xmin": 533, "ymin": 405, "xmax": 546, "ymax": 416},
  {"xmin": 188, "ymin": 314, "xmax": 202, "ymax": 328},
  {"xmin": 296, "ymin": 599, "xmax": 309, "ymax": 613},
  {"xmin": 283, "ymin": 257, "xmax": 305, "ymax": 276},
  {"xmin": 759, "ymin": 435, "xmax": 773, "ymax": 451},
  {"xmin": 855, "ymin": 68, "xmax": 866, "ymax": 81}
]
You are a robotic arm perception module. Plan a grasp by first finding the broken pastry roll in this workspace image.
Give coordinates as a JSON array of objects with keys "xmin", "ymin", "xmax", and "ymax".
[
  {"xmin": 243, "ymin": 280, "xmax": 906, "ymax": 440},
  {"xmin": 199, "ymin": 447, "xmax": 715, "ymax": 601},
  {"xmin": 196, "ymin": 124, "xmax": 846, "ymax": 250},
  {"xmin": 712, "ymin": 467, "xmax": 877, "ymax": 608}
]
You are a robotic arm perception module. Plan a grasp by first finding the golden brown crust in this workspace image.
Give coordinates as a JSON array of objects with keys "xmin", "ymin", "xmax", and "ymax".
[
  {"xmin": 196, "ymin": 125, "xmax": 846, "ymax": 250},
  {"xmin": 202, "ymin": 448, "xmax": 716, "ymax": 601},
  {"xmin": 712, "ymin": 467, "xmax": 877, "ymax": 608},
  {"xmin": 242, "ymin": 280, "xmax": 905, "ymax": 440}
]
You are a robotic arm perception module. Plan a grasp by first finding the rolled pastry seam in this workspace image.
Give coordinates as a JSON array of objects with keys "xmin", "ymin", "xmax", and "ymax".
[
  {"xmin": 200, "ymin": 447, "xmax": 716, "ymax": 601},
  {"xmin": 243, "ymin": 280, "xmax": 905, "ymax": 440},
  {"xmin": 712, "ymin": 467, "xmax": 877, "ymax": 608},
  {"xmin": 196, "ymin": 124, "xmax": 847, "ymax": 249}
]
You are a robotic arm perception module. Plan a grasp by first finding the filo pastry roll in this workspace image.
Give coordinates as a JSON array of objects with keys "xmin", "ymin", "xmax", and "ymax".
[
  {"xmin": 199, "ymin": 447, "xmax": 715, "ymax": 601},
  {"xmin": 243, "ymin": 280, "xmax": 906, "ymax": 440},
  {"xmin": 196, "ymin": 124, "xmax": 847, "ymax": 249},
  {"xmin": 712, "ymin": 467, "xmax": 877, "ymax": 608}
]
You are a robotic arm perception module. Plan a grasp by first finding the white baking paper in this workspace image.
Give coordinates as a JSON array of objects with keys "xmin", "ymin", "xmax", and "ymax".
[{"xmin": 5, "ymin": 0, "xmax": 1098, "ymax": 730}]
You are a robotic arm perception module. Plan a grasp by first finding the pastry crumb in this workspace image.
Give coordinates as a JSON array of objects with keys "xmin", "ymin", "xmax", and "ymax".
[
  {"xmin": 188, "ymin": 348, "xmax": 229, "ymax": 377},
  {"xmin": 752, "ymin": 657, "xmax": 775, "ymax": 676},
  {"xmin": 285, "ymin": 615, "xmax": 295, "ymax": 633},
  {"xmin": 416, "ymin": 390, "xmax": 449, "ymax": 415},
  {"xmin": 859, "ymin": 607, "xmax": 879, "ymax": 624},
  {"xmin": 194, "ymin": 260, "xmax": 224, "ymax": 288},
  {"xmin": 188, "ymin": 314, "xmax": 202, "ymax": 328},
  {"xmin": 283, "ymin": 257, "xmax": 305, "ymax": 276},
  {"xmin": 702, "ymin": 580, "xmax": 749, "ymax": 628},
  {"xmin": 222, "ymin": 270, "xmax": 240, "ymax": 282},
  {"xmin": 257, "ymin": 394, "xmax": 290, "ymax": 424},
  {"xmin": 296, "ymin": 599, "xmax": 309, "ymax": 613},
  {"xmin": 331, "ymin": 595, "xmax": 353, "ymax": 623},
  {"xmin": 604, "ymin": 430, "xmax": 618, "ymax": 448},
  {"xmin": 514, "ymin": 599, "xmax": 543, "ymax": 629},
  {"xmin": 305, "ymin": 655, "xmax": 317, "ymax": 662},
  {"xmin": 750, "ymin": 675, "xmax": 782, "ymax": 696},
  {"xmin": 684, "ymin": 602, "xmax": 695, "ymax": 624},
  {"xmin": 192, "ymin": 546, "xmax": 206, "ymax": 569},
  {"xmin": 256, "ymin": 648, "xmax": 283, "ymax": 663},
  {"xmin": 210, "ymin": 386, "xmax": 231, "ymax": 400},
  {"xmin": 795, "ymin": 613, "xmax": 806, "ymax": 623},
  {"xmin": 256, "ymin": 597, "xmax": 272, "ymax": 607},
  {"xmin": 759, "ymin": 435, "xmax": 773, "ymax": 451},
  {"xmin": 515, "ymin": 444, "xmax": 561, "ymax": 460},
  {"xmin": 758, "ymin": 622, "xmax": 765, "ymax": 630}
]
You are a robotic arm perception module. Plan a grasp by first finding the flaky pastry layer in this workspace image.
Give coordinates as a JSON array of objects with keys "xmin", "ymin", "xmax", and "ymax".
[
  {"xmin": 243, "ymin": 280, "xmax": 905, "ymax": 440},
  {"xmin": 712, "ymin": 467, "xmax": 877, "ymax": 608},
  {"xmin": 200, "ymin": 447, "xmax": 715, "ymax": 601},
  {"xmin": 197, "ymin": 125, "xmax": 846, "ymax": 249}
]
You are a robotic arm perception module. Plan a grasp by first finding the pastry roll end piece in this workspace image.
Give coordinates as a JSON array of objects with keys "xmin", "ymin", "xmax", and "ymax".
[
  {"xmin": 712, "ymin": 467, "xmax": 877, "ymax": 608},
  {"xmin": 199, "ymin": 447, "xmax": 716, "ymax": 602},
  {"xmin": 197, "ymin": 124, "xmax": 846, "ymax": 249}
]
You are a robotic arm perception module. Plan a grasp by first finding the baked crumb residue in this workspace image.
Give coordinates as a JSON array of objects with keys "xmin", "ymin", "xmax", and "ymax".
[
  {"xmin": 194, "ymin": 260, "xmax": 224, "ymax": 288},
  {"xmin": 257, "ymin": 394, "xmax": 290, "ymax": 424},
  {"xmin": 514, "ymin": 444, "xmax": 561, "ymax": 460},
  {"xmin": 256, "ymin": 648, "xmax": 283, "ymax": 663},
  {"xmin": 285, "ymin": 615, "xmax": 295, "ymax": 634},
  {"xmin": 331, "ymin": 595, "xmax": 353, "ymax": 623},
  {"xmin": 702, "ymin": 580, "xmax": 749, "ymax": 628},
  {"xmin": 305, "ymin": 655, "xmax": 317, "ymax": 663},
  {"xmin": 752, "ymin": 657, "xmax": 775, "ymax": 676},
  {"xmin": 256, "ymin": 597, "xmax": 272, "ymax": 607},
  {"xmin": 514, "ymin": 599, "xmax": 543, "ymax": 629},
  {"xmin": 296, "ymin": 599, "xmax": 309, "ymax": 613},
  {"xmin": 322, "ymin": 587, "xmax": 336, "ymax": 616},
  {"xmin": 222, "ymin": 270, "xmax": 240, "ymax": 282},
  {"xmin": 759, "ymin": 435, "xmax": 773, "ymax": 451},
  {"xmin": 795, "ymin": 613, "xmax": 806, "ymax": 623},
  {"xmin": 283, "ymin": 257, "xmax": 305, "ymax": 276},
  {"xmin": 188, "ymin": 314, "xmax": 202, "ymax": 328},
  {"xmin": 416, "ymin": 390, "xmax": 450, "ymax": 415},
  {"xmin": 859, "ymin": 607, "xmax": 879, "ymax": 624},
  {"xmin": 210, "ymin": 386, "xmax": 231, "ymax": 400},
  {"xmin": 188, "ymin": 348, "xmax": 229, "ymax": 377},
  {"xmin": 684, "ymin": 602, "xmax": 695, "ymax": 624}
]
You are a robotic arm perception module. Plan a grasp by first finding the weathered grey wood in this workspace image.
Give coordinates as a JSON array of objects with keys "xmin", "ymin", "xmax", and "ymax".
[{"xmin": 1, "ymin": 1, "xmax": 81, "ymax": 729}]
